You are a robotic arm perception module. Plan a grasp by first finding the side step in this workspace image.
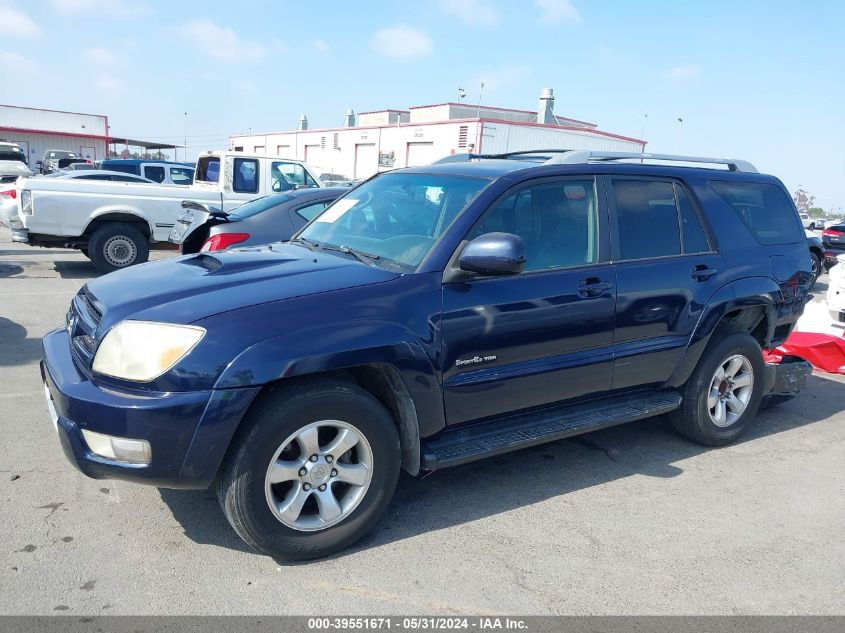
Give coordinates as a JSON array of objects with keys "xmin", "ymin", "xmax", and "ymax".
[{"xmin": 420, "ymin": 391, "xmax": 682, "ymax": 471}]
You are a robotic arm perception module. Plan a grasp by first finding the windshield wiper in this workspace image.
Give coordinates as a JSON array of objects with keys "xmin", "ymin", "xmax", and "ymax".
[
  {"xmin": 320, "ymin": 243, "xmax": 381, "ymax": 265},
  {"xmin": 291, "ymin": 236, "xmax": 319, "ymax": 251}
]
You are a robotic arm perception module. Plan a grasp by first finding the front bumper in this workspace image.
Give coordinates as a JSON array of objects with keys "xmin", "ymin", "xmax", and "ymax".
[{"xmin": 41, "ymin": 328, "xmax": 261, "ymax": 489}]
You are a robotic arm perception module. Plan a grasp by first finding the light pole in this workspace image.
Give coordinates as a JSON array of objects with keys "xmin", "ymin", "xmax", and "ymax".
[
  {"xmin": 183, "ymin": 112, "xmax": 188, "ymax": 162},
  {"xmin": 640, "ymin": 112, "xmax": 648, "ymax": 140},
  {"xmin": 675, "ymin": 117, "xmax": 684, "ymax": 153}
]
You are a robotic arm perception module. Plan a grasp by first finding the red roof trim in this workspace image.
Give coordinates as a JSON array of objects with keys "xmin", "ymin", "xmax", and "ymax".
[
  {"xmin": 0, "ymin": 126, "xmax": 109, "ymax": 141},
  {"xmin": 0, "ymin": 103, "xmax": 107, "ymax": 120},
  {"xmin": 357, "ymin": 109, "xmax": 410, "ymax": 115}
]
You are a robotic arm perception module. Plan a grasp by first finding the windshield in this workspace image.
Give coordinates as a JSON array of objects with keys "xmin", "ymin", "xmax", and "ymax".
[
  {"xmin": 228, "ymin": 194, "xmax": 290, "ymax": 219},
  {"xmin": 298, "ymin": 172, "xmax": 490, "ymax": 269},
  {"xmin": 0, "ymin": 150, "xmax": 26, "ymax": 163},
  {"xmin": 47, "ymin": 151, "xmax": 76, "ymax": 159}
]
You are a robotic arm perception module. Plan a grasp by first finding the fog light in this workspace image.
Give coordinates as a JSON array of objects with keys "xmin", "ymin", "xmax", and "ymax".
[{"xmin": 81, "ymin": 429, "xmax": 151, "ymax": 464}]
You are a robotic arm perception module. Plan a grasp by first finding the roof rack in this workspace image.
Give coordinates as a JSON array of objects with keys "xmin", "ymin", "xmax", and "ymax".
[
  {"xmin": 543, "ymin": 150, "xmax": 758, "ymax": 173},
  {"xmin": 432, "ymin": 149, "xmax": 757, "ymax": 173}
]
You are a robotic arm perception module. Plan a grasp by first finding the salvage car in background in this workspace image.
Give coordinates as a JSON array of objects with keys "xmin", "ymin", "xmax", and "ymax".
[
  {"xmin": 38, "ymin": 149, "xmax": 79, "ymax": 174},
  {"xmin": 172, "ymin": 188, "xmax": 345, "ymax": 254},
  {"xmin": 100, "ymin": 159, "xmax": 195, "ymax": 186},
  {"xmin": 0, "ymin": 142, "xmax": 33, "ymax": 183},
  {"xmin": 9, "ymin": 152, "xmax": 322, "ymax": 272}
]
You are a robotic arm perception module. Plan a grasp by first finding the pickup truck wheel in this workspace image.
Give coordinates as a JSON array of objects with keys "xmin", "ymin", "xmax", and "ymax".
[
  {"xmin": 669, "ymin": 332, "xmax": 764, "ymax": 446},
  {"xmin": 88, "ymin": 223, "xmax": 149, "ymax": 273},
  {"xmin": 216, "ymin": 379, "xmax": 401, "ymax": 561}
]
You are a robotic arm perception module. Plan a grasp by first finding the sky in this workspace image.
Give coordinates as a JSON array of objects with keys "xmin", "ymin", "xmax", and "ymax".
[{"xmin": 2, "ymin": 0, "xmax": 843, "ymax": 210}]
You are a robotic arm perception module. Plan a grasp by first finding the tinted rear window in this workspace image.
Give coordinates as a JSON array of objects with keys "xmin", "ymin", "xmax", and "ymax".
[
  {"xmin": 196, "ymin": 157, "xmax": 220, "ymax": 183},
  {"xmin": 710, "ymin": 181, "xmax": 803, "ymax": 245}
]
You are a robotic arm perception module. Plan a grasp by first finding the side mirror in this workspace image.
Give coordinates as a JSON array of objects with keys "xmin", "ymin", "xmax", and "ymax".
[{"xmin": 459, "ymin": 232, "xmax": 526, "ymax": 276}]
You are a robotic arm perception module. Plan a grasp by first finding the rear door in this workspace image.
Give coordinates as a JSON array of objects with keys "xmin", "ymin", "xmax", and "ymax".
[
  {"xmin": 441, "ymin": 176, "xmax": 617, "ymax": 425},
  {"xmin": 607, "ymin": 176, "xmax": 722, "ymax": 390}
]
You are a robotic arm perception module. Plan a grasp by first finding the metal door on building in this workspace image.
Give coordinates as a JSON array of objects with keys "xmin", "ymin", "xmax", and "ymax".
[
  {"xmin": 354, "ymin": 143, "xmax": 377, "ymax": 179},
  {"xmin": 80, "ymin": 145, "xmax": 96, "ymax": 160},
  {"xmin": 405, "ymin": 141, "xmax": 437, "ymax": 167}
]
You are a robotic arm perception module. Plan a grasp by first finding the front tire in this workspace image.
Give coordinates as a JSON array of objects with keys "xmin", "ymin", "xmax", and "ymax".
[
  {"xmin": 216, "ymin": 378, "xmax": 401, "ymax": 561},
  {"xmin": 669, "ymin": 332, "xmax": 765, "ymax": 446},
  {"xmin": 88, "ymin": 223, "xmax": 149, "ymax": 273}
]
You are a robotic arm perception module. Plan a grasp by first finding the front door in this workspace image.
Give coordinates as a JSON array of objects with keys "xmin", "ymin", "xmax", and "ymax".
[
  {"xmin": 441, "ymin": 176, "xmax": 617, "ymax": 425},
  {"xmin": 606, "ymin": 176, "xmax": 723, "ymax": 390}
]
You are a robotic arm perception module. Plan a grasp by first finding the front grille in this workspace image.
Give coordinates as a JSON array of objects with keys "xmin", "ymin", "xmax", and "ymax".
[{"xmin": 68, "ymin": 287, "xmax": 103, "ymax": 367}]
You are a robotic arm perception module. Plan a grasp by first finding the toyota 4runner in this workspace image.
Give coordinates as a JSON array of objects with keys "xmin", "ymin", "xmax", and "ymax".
[{"xmin": 41, "ymin": 150, "xmax": 813, "ymax": 560}]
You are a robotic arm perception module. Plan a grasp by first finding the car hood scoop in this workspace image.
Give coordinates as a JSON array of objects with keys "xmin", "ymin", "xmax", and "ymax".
[{"xmin": 86, "ymin": 242, "xmax": 398, "ymax": 331}]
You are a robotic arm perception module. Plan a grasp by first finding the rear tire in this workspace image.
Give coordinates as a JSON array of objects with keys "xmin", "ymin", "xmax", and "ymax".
[
  {"xmin": 669, "ymin": 332, "xmax": 765, "ymax": 446},
  {"xmin": 88, "ymin": 223, "xmax": 149, "ymax": 273},
  {"xmin": 810, "ymin": 252, "xmax": 822, "ymax": 288},
  {"xmin": 216, "ymin": 378, "xmax": 401, "ymax": 561}
]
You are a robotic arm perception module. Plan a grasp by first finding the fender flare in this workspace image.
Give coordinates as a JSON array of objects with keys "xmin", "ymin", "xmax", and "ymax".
[{"xmin": 666, "ymin": 277, "xmax": 782, "ymax": 388}]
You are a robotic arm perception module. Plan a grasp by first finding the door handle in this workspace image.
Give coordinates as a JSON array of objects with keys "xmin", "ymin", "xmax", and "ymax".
[
  {"xmin": 578, "ymin": 278, "xmax": 613, "ymax": 298},
  {"xmin": 691, "ymin": 265, "xmax": 718, "ymax": 281}
]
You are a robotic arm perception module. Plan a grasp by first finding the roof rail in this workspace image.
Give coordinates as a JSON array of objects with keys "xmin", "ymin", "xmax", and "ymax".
[
  {"xmin": 431, "ymin": 149, "xmax": 574, "ymax": 165},
  {"xmin": 544, "ymin": 150, "xmax": 758, "ymax": 173}
]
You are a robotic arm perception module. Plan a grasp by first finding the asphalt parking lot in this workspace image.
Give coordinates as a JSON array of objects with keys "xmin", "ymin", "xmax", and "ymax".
[{"xmin": 0, "ymin": 232, "xmax": 843, "ymax": 615}]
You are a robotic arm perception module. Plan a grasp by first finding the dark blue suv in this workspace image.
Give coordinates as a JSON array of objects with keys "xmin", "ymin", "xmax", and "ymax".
[{"xmin": 41, "ymin": 150, "xmax": 813, "ymax": 560}]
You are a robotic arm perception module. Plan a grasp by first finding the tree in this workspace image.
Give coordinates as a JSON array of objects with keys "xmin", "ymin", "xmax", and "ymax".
[
  {"xmin": 807, "ymin": 207, "xmax": 826, "ymax": 219},
  {"xmin": 793, "ymin": 188, "xmax": 815, "ymax": 213}
]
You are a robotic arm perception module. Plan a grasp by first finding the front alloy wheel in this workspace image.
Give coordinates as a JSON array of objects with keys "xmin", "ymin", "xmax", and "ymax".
[
  {"xmin": 264, "ymin": 420, "xmax": 374, "ymax": 531},
  {"xmin": 217, "ymin": 378, "xmax": 401, "ymax": 561}
]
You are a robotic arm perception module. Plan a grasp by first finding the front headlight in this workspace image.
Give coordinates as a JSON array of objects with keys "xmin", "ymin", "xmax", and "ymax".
[{"xmin": 92, "ymin": 320, "xmax": 205, "ymax": 382}]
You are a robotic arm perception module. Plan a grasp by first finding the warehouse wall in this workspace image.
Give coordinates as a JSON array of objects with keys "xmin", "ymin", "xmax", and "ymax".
[{"xmin": 0, "ymin": 131, "xmax": 106, "ymax": 167}]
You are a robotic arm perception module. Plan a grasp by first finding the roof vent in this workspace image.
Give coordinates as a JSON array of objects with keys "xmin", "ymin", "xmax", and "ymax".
[
  {"xmin": 298, "ymin": 115, "xmax": 308, "ymax": 131},
  {"xmin": 344, "ymin": 109, "xmax": 356, "ymax": 127},
  {"xmin": 538, "ymin": 88, "xmax": 555, "ymax": 124}
]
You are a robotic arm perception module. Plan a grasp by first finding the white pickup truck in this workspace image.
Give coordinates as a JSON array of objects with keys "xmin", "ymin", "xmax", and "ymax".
[{"xmin": 9, "ymin": 151, "xmax": 321, "ymax": 272}]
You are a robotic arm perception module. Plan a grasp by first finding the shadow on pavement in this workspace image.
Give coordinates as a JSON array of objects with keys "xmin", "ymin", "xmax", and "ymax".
[
  {"xmin": 0, "ymin": 316, "xmax": 43, "ymax": 367},
  {"xmin": 54, "ymin": 260, "xmax": 98, "ymax": 279},
  {"xmin": 158, "ymin": 372, "xmax": 845, "ymax": 561}
]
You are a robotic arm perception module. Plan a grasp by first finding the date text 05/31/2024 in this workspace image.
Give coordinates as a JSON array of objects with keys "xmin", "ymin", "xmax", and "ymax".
[{"xmin": 307, "ymin": 617, "xmax": 528, "ymax": 630}]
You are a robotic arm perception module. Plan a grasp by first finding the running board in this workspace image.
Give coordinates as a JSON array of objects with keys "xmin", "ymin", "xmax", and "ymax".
[{"xmin": 420, "ymin": 391, "xmax": 682, "ymax": 471}]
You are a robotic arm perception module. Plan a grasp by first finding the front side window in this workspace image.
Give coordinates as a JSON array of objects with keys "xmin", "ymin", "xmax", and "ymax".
[
  {"xmin": 233, "ymin": 158, "xmax": 259, "ymax": 193},
  {"xmin": 468, "ymin": 178, "xmax": 599, "ymax": 272},
  {"xmin": 299, "ymin": 172, "xmax": 490, "ymax": 269},
  {"xmin": 710, "ymin": 180, "xmax": 803, "ymax": 245},
  {"xmin": 143, "ymin": 166, "xmax": 165, "ymax": 183},
  {"xmin": 272, "ymin": 161, "xmax": 318, "ymax": 192}
]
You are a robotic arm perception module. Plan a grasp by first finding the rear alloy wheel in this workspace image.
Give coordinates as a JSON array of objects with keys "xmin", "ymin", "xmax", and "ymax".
[
  {"xmin": 88, "ymin": 223, "xmax": 149, "ymax": 273},
  {"xmin": 670, "ymin": 331, "xmax": 765, "ymax": 446},
  {"xmin": 217, "ymin": 378, "xmax": 400, "ymax": 560}
]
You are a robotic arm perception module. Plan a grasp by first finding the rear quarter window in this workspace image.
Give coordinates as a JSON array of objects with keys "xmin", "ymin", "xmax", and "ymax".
[{"xmin": 709, "ymin": 180, "xmax": 803, "ymax": 245}]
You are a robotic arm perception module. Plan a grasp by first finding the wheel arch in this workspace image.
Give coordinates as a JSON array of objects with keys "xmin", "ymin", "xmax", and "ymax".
[
  {"xmin": 82, "ymin": 210, "xmax": 153, "ymax": 240},
  {"xmin": 666, "ymin": 278, "xmax": 780, "ymax": 388}
]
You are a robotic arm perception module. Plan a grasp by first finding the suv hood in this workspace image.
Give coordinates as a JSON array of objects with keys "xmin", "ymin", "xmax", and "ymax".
[{"xmin": 85, "ymin": 243, "xmax": 399, "ymax": 332}]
